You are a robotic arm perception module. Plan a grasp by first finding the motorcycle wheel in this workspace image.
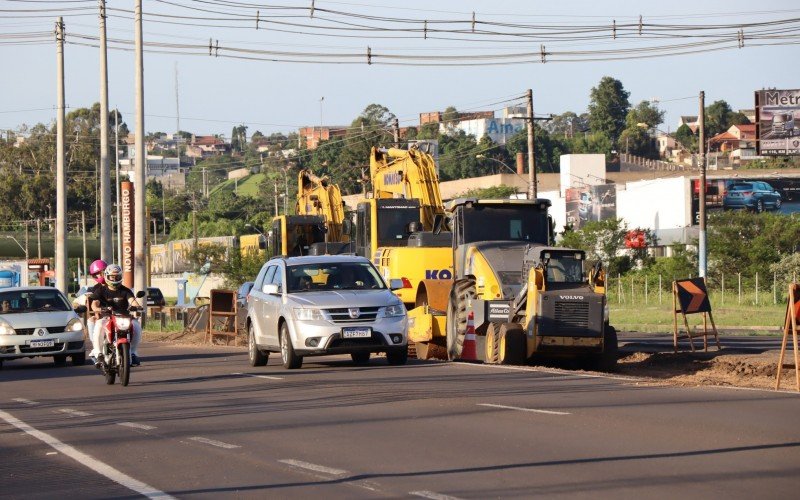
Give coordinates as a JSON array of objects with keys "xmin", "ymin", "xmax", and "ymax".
[{"xmin": 119, "ymin": 343, "xmax": 131, "ymax": 387}]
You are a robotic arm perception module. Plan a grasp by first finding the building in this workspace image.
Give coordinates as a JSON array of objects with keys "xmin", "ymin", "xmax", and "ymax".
[
  {"xmin": 120, "ymin": 155, "xmax": 187, "ymax": 190},
  {"xmin": 419, "ymin": 110, "xmax": 495, "ymax": 126},
  {"xmin": 186, "ymin": 135, "xmax": 230, "ymax": 159},
  {"xmin": 447, "ymin": 117, "xmax": 526, "ymax": 145},
  {"xmin": 298, "ymin": 126, "xmax": 349, "ymax": 150},
  {"xmin": 678, "ymin": 115, "xmax": 699, "ymax": 133}
]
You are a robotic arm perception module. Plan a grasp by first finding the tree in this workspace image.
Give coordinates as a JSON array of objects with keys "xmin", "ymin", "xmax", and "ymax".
[
  {"xmin": 457, "ymin": 185, "xmax": 519, "ymax": 198},
  {"xmin": 339, "ymin": 104, "xmax": 396, "ymax": 177},
  {"xmin": 626, "ymin": 101, "xmax": 664, "ymax": 129},
  {"xmin": 231, "ymin": 124, "xmax": 248, "ymax": 153},
  {"xmin": 588, "ymin": 77, "xmax": 630, "ymax": 145},
  {"xmin": 544, "ymin": 111, "xmax": 589, "ymax": 138},
  {"xmin": 675, "ymin": 124, "xmax": 697, "ymax": 152},
  {"xmin": 704, "ymin": 100, "xmax": 750, "ymax": 138},
  {"xmin": 558, "ymin": 218, "xmax": 631, "ymax": 275},
  {"xmin": 442, "ymin": 106, "xmax": 459, "ymax": 125}
]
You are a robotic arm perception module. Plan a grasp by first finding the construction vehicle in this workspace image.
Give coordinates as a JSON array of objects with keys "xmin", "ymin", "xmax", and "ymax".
[
  {"xmin": 355, "ymin": 146, "xmax": 452, "ymax": 307},
  {"xmin": 266, "ymin": 169, "xmax": 351, "ymax": 257},
  {"xmin": 407, "ymin": 197, "xmax": 617, "ymax": 370}
]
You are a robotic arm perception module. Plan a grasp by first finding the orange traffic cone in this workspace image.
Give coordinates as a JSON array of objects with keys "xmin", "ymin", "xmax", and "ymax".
[{"xmin": 460, "ymin": 311, "xmax": 478, "ymax": 361}]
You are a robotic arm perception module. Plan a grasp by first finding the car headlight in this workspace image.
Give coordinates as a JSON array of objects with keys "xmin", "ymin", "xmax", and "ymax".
[
  {"xmin": 381, "ymin": 303, "xmax": 406, "ymax": 318},
  {"xmin": 0, "ymin": 318, "xmax": 15, "ymax": 336},
  {"xmin": 293, "ymin": 307, "xmax": 324, "ymax": 321},
  {"xmin": 115, "ymin": 317, "xmax": 132, "ymax": 330},
  {"xmin": 66, "ymin": 318, "xmax": 85, "ymax": 333}
]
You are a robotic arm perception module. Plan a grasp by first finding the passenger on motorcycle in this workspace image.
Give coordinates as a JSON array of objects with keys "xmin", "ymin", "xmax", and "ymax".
[
  {"xmin": 76, "ymin": 259, "xmax": 108, "ymax": 346},
  {"xmin": 89, "ymin": 264, "xmax": 143, "ymax": 367}
]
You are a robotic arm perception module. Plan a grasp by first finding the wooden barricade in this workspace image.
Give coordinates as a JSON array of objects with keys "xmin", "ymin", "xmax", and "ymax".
[
  {"xmin": 672, "ymin": 277, "xmax": 721, "ymax": 353},
  {"xmin": 205, "ymin": 289, "xmax": 238, "ymax": 345},
  {"xmin": 775, "ymin": 283, "xmax": 800, "ymax": 391}
]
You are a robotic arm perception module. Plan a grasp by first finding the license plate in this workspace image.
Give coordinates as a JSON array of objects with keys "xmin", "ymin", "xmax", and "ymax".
[
  {"xmin": 29, "ymin": 340, "xmax": 55, "ymax": 348},
  {"xmin": 342, "ymin": 327, "xmax": 371, "ymax": 339}
]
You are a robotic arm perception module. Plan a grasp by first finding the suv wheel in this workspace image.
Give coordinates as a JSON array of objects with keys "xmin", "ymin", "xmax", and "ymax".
[
  {"xmin": 248, "ymin": 323, "xmax": 268, "ymax": 367},
  {"xmin": 386, "ymin": 349, "xmax": 408, "ymax": 366},
  {"xmin": 755, "ymin": 199, "xmax": 764, "ymax": 213},
  {"xmin": 775, "ymin": 198, "xmax": 782, "ymax": 210},
  {"xmin": 280, "ymin": 323, "xmax": 302, "ymax": 369}
]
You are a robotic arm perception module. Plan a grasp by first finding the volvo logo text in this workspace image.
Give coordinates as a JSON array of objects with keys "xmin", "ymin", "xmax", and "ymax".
[{"xmin": 559, "ymin": 295, "xmax": 584, "ymax": 300}]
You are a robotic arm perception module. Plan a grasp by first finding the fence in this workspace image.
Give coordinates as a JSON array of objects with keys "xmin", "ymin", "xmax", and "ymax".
[{"xmin": 609, "ymin": 272, "xmax": 800, "ymax": 307}]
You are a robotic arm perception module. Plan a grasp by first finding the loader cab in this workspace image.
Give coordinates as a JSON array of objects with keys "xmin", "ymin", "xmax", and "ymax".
[
  {"xmin": 540, "ymin": 249, "xmax": 586, "ymax": 286},
  {"xmin": 355, "ymin": 198, "xmax": 421, "ymax": 259},
  {"xmin": 270, "ymin": 215, "xmax": 327, "ymax": 257}
]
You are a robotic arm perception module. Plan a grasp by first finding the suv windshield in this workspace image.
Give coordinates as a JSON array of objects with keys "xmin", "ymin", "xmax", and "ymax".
[
  {"xmin": 730, "ymin": 183, "xmax": 754, "ymax": 192},
  {"xmin": 287, "ymin": 262, "xmax": 385, "ymax": 292},
  {"xmin": 0, "ymin": 289, "xmax": 71, "ymax": 314}
]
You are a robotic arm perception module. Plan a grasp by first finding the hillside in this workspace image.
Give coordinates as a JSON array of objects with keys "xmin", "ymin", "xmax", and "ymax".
[{"xmin": 209, "ymin": 173, "xmax": 266, "ymax": 198}]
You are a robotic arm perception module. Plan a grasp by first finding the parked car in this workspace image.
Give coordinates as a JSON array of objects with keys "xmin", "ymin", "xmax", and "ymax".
[
  {"xmin": 146, "ymin": 287, "xmax": 166, "ymax": 307},
  {"xmin": 246, "ymin": 255, "xmax": 408, "ymax": 369},
  {"xmin": 0, "ymin": 286, "xmax": 87, "ymax": 367},
  {"xmin": 237, "ymin": 281, "xmax": 254, "ymax": 310},
  {"xmin": 723, "ymin": 181, "xmax": 782, "ymax": 212}
]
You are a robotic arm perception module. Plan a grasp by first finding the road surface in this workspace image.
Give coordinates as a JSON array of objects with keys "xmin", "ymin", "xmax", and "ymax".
[{"xmin": 2, "ymin": 342, "xmax": 799, "ymax": 499}]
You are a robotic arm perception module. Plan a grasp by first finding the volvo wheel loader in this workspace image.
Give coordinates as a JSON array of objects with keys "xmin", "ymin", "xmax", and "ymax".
[{"xmin": 407, "ymin": 197, "xmax": 617, "ymax": 371}]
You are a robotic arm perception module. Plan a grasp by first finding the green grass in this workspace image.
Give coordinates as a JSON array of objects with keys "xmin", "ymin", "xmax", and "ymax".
[
  {"xmin": 610, "ymin": 301, "xmax": 787, "ymax": 333},
  {"xmin": 209, "ymin": 173, "xmax": 265, "ymax": 198}
]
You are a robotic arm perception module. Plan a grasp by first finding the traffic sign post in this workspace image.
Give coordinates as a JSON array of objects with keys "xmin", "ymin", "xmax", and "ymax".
[
  {"xmin": 775, "ymin": 283, "xmax": 800, "ymax": 391},
  {"xmin": 672, "ymin": 277, "xmax": 721, "ymax": 353}
]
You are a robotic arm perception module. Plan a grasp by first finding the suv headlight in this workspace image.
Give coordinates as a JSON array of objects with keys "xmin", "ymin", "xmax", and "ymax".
[
  {"xmin": 293, "ymin": 307, "xmax": 325, "ymax": 321},
  {"xmin": 66, "ymin": 318, "xmax": 85, "ymax": 333},
  {"xmin": 381, "ymin": 303, "xmax": 406, "ymax": 318},
  {"xmin": 0, "ymin": 318, "xmax": 15, "ymax": 335}
]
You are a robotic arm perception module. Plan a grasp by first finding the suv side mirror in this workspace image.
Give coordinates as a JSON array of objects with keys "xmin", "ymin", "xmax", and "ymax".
[
  {"xmin": 262, "ymin": 283, "xmax": 280, "ymax": 295},
  {"xmin": 388, "ymin": 279, "xmax": 404, "ymax": 291}
]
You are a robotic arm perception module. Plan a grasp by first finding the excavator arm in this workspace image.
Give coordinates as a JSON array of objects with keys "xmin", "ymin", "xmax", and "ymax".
[{"xmin": 296, "ymin": 169, "xmax": 349, "ymax": 243}]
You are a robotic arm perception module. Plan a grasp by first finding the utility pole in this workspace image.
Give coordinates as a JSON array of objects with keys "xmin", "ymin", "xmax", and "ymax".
[
  {"xmin": 174, "ymin": 62, "xmax": 180, "ymax": 134},
  {"xmin": 98, "ymin": 0, "xmax": 112, "ymax": 262},
  {"xmin": 526, "ymin": 89, "xmax": 537, "ymax": 199},
  {"xmin": 36, "ymin": 218, "xmax": 42, "ymax": 259},
  {"xmin": 55, "ymin": 17, "xmax": 68, "ymax": 294},
  {"xmin": 202, "ymin": 167, "xmax": 208, "ymax": 198},
  {"xmin": 115, "ymin": 108, "xmax": 122, "ymax": 264},
  {"xmin": 24, "ymin": 222, "xmax": 29, "ymax": 265},
  {"xmin": 274, "ymin": 180, "xmax": 279, "ymax": 216},
  {"xmin": 393, "ymin": 118, "xmax": 400, "ymax": 148},
  {"xmin": 134, "ymin": 0, "xmax": 147, "ymax": 303},
  {"xmin": 698, "ymin": 90, "xmax": 707, "ymax": 279},
  {"xmin": 81, "ymin": 211, "xmax": 87, "ymax": 283},
  {"xmin": 192, "ymin": 210, "xmax": 198, "ymax": 246}
]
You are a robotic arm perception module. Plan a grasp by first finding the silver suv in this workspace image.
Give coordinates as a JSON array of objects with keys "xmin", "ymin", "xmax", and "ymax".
[{"xmin": 246, "ymin": 255, "xmax": 408, "ymax": 369}]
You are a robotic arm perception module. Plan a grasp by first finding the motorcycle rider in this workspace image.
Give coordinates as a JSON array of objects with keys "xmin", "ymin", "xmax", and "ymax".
[
  {"xmin": 80, "ymin": 259, "xmax": 108, "ymax": 351},
  {"xmin": 90, "ymin": 264, "xmax": 143, "ymax": 367}
]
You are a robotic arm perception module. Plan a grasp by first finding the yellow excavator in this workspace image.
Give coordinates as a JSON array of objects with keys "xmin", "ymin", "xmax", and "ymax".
[
  {"xmin": 266, "ymin": 169, "xmax": 351, "ymax": 257},
  {"xmin": 355, "ymin": 146, "xmax": 453, "ymax": 312},
  {"xmin": 407, "ymin": 197, "xmax": 617, "ymax": 370}
]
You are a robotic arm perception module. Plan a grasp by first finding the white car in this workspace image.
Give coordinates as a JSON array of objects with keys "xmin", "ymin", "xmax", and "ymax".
[{"xmin": 0, "ymin": 286, "xmax": 87, "ymax": 368}]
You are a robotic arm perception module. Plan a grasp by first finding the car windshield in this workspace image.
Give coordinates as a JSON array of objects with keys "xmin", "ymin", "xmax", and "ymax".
[
  {"xmin": 147, "ymin": 288, "xmax": 162, "ymax": 297},
  {"xmin": 730, "ymin": 183, "xmax": 753, "ymax": 192},
  {"xmin": 287, "ymin": 262, "xmax": 385, "ymax": 292},
  {"xmin": 0, "ymin": 289, "xmax": 71, "ymax": 314}
]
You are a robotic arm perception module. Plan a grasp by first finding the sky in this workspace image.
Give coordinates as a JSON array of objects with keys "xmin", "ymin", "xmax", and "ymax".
[{"xmin": 1, "ymin": 0, "xmax": 799, "ymax": 139}]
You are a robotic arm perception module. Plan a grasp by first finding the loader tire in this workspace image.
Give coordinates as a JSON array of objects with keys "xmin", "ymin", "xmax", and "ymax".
[
  {"xmin": 446, "ymin": 279, "xmax": 475, "ymax": 361},
  {"xmin": 589, "ymin": 324, "xmax": 618, "ymax": 372},
  {"xmin": 498, "ymin": 323, "xmax": 526, "ymax": 366},
  {"xmin": 485, "ymin": 323, "xmax": 500, "ymax": 364}
]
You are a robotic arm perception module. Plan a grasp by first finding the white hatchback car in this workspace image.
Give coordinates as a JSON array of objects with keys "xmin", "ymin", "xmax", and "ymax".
[
  {"xmin": 0, "ymin": 287, "xmax": 87, "ymax": 368},
  {"xmin": 246, "ymin": 255, "xmax": 408, "ymax": 369}
]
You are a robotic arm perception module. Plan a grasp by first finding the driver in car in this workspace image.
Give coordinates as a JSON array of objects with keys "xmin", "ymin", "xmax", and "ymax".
[{"xmin": 89, "ymin": 264, "xmax": 143, "ymax": 367}]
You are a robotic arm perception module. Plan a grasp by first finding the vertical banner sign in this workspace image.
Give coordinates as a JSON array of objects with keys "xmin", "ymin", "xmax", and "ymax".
[{"xmin": 121, "ymin": 181, "xmax": 135, "ymax": 288}]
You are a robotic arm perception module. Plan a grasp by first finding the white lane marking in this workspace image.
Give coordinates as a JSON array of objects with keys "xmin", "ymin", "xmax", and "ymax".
[
  {"xmin": 188, "ymin": 436, "xmax": 240, "ymax": 449},
  {"xmin": 410, "ymin": 491, "xmax": 464, "ymax": 500},
  {"xmin": 232, "ymin": 372, "xmax": 284, "ymax": 380},
  {"xmin": 46, "ymin": 452, "xmax": 57, "ymax": 456},
  {"xmin": 0, "ymin": 409, "xmax": 175, "ymax": 500},
  {"xmin": 118, "ymin": 422, "xmax": 156, "ymax": 431},
  {"xmin": 278, "ymin": 459, "xmax": 348, "ymax": 476},
  {"xmin": 477, "ymin": 403, "xmax": 571, "ymax": 416},
  {"xmin": 58, "ymin": 408, "xmax": 93, "ymax": 417},
  {"xmin": 13, "ymin": 398, "xmax": 39, "ymax": 405}
]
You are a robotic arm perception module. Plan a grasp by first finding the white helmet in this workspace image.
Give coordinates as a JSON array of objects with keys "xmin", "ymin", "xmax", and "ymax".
[{"xmin": 104, "ymin": 264, "xmax": 123, "ymax": 287}]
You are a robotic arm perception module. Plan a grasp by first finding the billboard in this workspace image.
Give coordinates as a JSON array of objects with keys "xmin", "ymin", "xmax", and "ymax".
[
  {"xmin": 690, "ymin": 176, "xmax": 800, "ymax": 224},
  {"xmin": 120, "ymin": 181, "xmax": 134, "ymax": 288},
  {"xmin": 565, "ymin": 184, "xmax": 617, "ymax": 229},
  {"xmin": 756, "ymin": 89, "xmax": 800, "ymax": 155}
]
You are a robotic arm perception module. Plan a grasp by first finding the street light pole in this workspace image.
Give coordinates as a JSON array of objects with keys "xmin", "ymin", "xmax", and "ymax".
[
  {"xmin": 698, "ymin": 90, "xmax": 707, "ymax": 278},
  {"xmin": 476, "ymin": 154, "xmax": 530, "ymax": 194},
  {"xmin": 6, "ymin": 236, "xmax": 28, "ymax": 263}
]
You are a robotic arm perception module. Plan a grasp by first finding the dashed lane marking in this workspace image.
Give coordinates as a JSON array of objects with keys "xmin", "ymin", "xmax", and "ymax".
[
  {"xmin": 232, "ymin": 372, "xmax": 284, "ymax": 380},
  {"xmin": 58, "ymin": 408, "xmax": 93, "ymax": 417},
  {"xmin": 188, "ymin": 436, "xmax": 241, "ymax": 449},
  {"xmin": 0, "ymin": 409, "xmax": 175, "ymax": 499},
  {"xmin": 12, "ymin": 398, "xmax": 39, "ymax": 405},
  {"xmin": 278, "ymin": 459, "xmax": 348, "ymax": 476},
  {"xmin": 410, "ymin": 491, "xmax": 465, "ymax": 500},
  {"xmin": 117, "ymin": 422, "xmax": 156, "ymax": 431},
  {"xmin": 477, "ymin": 403, "xmax": 571, "ymax": 416}
]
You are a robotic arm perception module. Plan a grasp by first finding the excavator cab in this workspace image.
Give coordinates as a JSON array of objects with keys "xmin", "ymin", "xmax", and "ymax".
[{"xmin": 269, "ymin": 215, "xmax": 327, "ymax": 257}]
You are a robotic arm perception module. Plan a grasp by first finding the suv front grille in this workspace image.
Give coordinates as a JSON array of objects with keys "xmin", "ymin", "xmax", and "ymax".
[
  {"xmin": 554, "ymin": 301, "xmax": 589, "ymax": 330},
  {"xmin": 326, "ymin": 307, "xmax": 380, "ymax": 323},
  {"xmin": 15, "ymin": 326, "xmax": 67, "ymax": 336}
]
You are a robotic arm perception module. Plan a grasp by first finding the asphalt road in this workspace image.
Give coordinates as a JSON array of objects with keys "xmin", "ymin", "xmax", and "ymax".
[{"xmin": 2, "ymin": 342, "xmax": 800, "ymax": 499}]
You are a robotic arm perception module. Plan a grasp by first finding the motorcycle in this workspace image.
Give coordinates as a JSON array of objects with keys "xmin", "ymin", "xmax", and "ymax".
[{"xmin": 99, "ymin": 305, "xmax": 141, "ymax": 387}]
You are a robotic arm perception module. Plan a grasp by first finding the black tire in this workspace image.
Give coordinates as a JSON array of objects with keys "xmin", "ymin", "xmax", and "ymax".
[
  {"xmin": 280, "ymin": 323, "xmax": 302, "ymax": 369},
  {"xmin": 485, "ymin": 323, "xmax": 500, "ymax": 364},
  {"xmin": 589, "ymin": 324, "xmax": 618, "ymax": 372},
  {"xmin": 119, "ymin": 343, "xmax": 131, "ymax": 387},
  {"xmin": 386, "ymin": 349, "xmax": 408, "ymax": 366},
  {"xmin": 248, "ymin": 323, "xmax": 268, "ymax": 367},
  {"xmin": 351, "ymin": 352, "xmax": 370, "ymax": 365},
  {"xmin": 498, "ymin": 323, "xmax": 526, "ymax": 365},
  {"xmin": 53, "ymin": 355, "xmax": 67, "ymax": 367},
  {"xmin": 446, "ymin": 279, "xmax": 475, "ymax": 361},
  {"xmin": 755, "ymin": 199, "xmax": 764, "ymax": 213},
  {"xmin": 104, "ymin": 365, "xmax": 116, "ymax": 385},
  {"xmin": 775, "ymin": 198, "xmax": 782, "ymax": 210},
  {"xmin": 71, "ymin": 351, "xmax": 86, "ymax": 366}
]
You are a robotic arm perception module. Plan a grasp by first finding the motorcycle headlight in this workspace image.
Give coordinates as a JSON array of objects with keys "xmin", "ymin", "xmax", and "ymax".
[
  {"xmin": 115, "ymin": 317, "xmax": 132, "ymax": 330},
  {"xmin": 293, "ymin": 307, "xmax": 324, "ymax": 321},
  {"xmin": 66, "ymin": 318, "xmax": 85, "ymax": 333},
  {"xmin": 381, "ymin": 303, "xmax": 406, "ymax": 318},
  {"xmin": 0, "ymin": 318, "xmax": 15, "ymax": 335}
]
